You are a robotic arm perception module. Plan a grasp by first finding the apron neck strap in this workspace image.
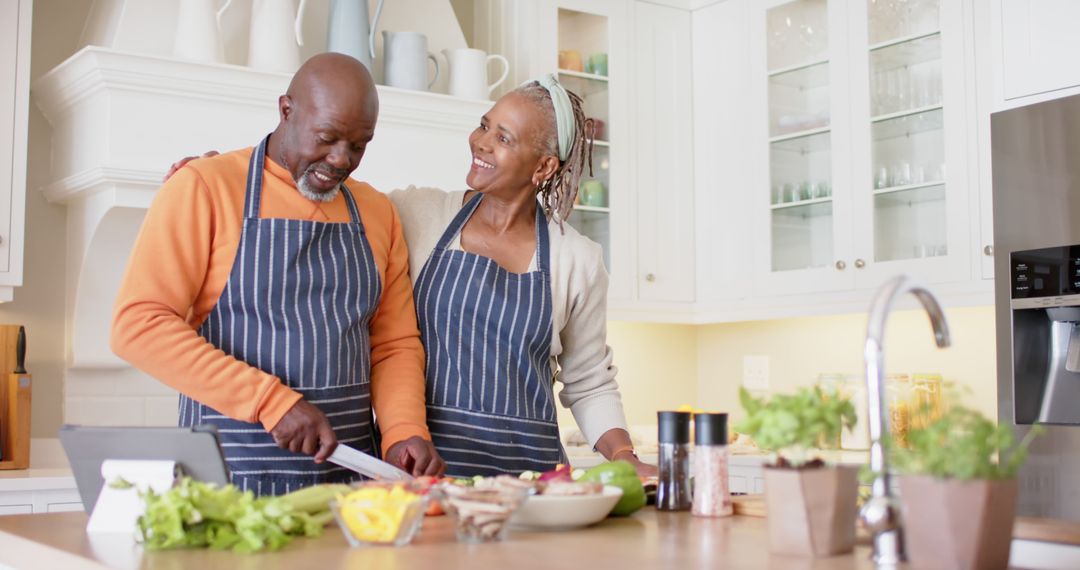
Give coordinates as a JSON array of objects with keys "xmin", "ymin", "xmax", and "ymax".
[
  {"xmin": 533, "ymin": 204, "xmax": 551, "ymax": 275},
  {"xmin": 244, "ymin": 134, "xmax": 362, "ymax": 225},
  {"xmin": 433, "ymin": 192, "xmax": 551, "ymax": 274},
  {"xmin": 433, "ymin": 192, "xmax": 483, "ymax": 251},
  {"xmin": 243, "ymin": 135, "xmax": 272, "ymax": 219}
]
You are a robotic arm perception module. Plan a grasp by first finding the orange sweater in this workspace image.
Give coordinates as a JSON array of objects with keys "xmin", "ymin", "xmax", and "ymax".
[{"xmin": 111, "ymin": 148, "xmax": 429, "ymax": 455}]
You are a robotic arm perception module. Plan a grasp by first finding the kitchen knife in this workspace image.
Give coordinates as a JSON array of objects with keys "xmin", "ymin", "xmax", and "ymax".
[{"xmin": 327, "ymin": 443, "xmax": 413, "ymax": 481}]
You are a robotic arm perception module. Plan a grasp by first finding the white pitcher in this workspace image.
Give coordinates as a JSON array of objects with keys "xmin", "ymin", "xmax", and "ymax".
[
  {"xmin": 382, "ymin": 31, "xmax": 439, "ymax": 91},
  {"xmin": 443, "ymin": 48, "xmax": 509, "ymax": 101},
  {"xmin": 327, "ymin": 0, "xmax": 385, "ymax": 73},
  {"xmin": 247, "ymin": 0, "xmax": 309, "ymax": 73},
  {"xmin": 173, "ymin": 0, "xmax": 235, "ymax": 64}
]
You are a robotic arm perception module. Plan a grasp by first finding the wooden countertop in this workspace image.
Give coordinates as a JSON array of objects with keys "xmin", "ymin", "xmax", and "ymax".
[{"xmin": 0, "ymin": 510, "xmax": 881, "ymax": 570}]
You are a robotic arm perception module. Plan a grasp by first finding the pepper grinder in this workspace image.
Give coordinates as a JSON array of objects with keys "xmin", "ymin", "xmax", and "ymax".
[{"xmin": 656, "ymin": 410, "xmax": 692, "ymax": 511}]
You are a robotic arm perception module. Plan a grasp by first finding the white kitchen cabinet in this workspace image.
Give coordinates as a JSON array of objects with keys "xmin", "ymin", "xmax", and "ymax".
[
  {"xmin": 973, "ymin": 0, "xmax": 996, "ymax": 280},
  {"xmin": 692, "ymin": 0, "xmax": 756, "ymax": 306},
  {"xmin": 631, "ymin": 2, "xmax": 695, "ymax": 304},
  {"xmin": 0, "ymin": 503, "xmax": 32, "ymax": 516},
  {"xmin": 996, "ymin": 0, "xmax": 1080, "ymax": 108},
  {"xmin": 0, "ymin": 469, "xmax": 81, "ymax": 516},
  {"xmin": 741, "ymin": 0, "xmax": 977, "ymax": 299},
  {"xmin": 0, "ymin": 488, "xmax": 81, "ymax": 516},
  {"xmin": 0, "ymin": 0, "xmax": 32, "ymax": 302}
]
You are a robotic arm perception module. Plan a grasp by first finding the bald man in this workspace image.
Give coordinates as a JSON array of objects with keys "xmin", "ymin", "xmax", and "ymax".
[{"xmin": 112, "ymin": 54, "xmax": 444, "ymax": 495}]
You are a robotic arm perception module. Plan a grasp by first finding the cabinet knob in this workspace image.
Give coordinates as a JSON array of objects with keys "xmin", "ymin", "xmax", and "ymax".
[
  {"xmin": 854, "ymin": 258, "xmax": 866, "ymax": 269},
  {"xmin": 645, "ymin": 273, "xmax": 656, "ymax": 282},
  {"xmin": 984, "ymin": 245, "xmax": 994, "ymax": 256},
  {"xmin": 835, "ymin": 260, "xmax": 846, "ymax": 271}
]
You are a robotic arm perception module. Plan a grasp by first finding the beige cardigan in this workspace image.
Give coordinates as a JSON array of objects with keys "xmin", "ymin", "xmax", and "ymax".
[{"xmin": 388, "ymin": 186, "xmax": 628, "ymax": 447}]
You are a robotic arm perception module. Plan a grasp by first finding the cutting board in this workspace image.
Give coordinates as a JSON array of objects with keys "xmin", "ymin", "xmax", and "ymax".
[{"xmin": 732, "ymin": 494, "xmax": 767, "ymax": 517}]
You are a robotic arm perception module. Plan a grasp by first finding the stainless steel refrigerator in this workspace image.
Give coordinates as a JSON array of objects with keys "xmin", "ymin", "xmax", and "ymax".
[{"xmin": 993, "ymin": 93, "xmax": 1080, "ymax": 521}]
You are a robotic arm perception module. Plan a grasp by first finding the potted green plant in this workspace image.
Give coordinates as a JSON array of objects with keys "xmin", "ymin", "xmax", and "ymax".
[
  {"xmin": 890, "ymin": 406, "xmax": 1042, "ymax": 570},
  {"xmin": 736, "ymin": 385, "xmax": 858, "ymax": 557}
]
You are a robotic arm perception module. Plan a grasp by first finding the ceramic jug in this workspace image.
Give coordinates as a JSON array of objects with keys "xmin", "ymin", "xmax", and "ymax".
[
  {"xmin": 383, "ymin": 31, "xmax": 439, "ymax": 91},
  {"xmin": 443, "ymin": 48, "xmax": 509, "ymax": 100},
  {"xmin": 173, "ymin": 0, "xmax": 235, "ymax": 64},
  {"xmin": 327, "ymin": 0, "xmax": 385, "ymax": 73},
  {"xmin": 247, "ymin": 0, "xmax": 309, "ymax": 73}
]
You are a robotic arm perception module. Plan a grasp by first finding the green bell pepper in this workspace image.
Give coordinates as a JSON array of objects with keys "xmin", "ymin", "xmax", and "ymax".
[{"xmin": 580, "ymin": 460, "xmax": 646, "ymax": 516}]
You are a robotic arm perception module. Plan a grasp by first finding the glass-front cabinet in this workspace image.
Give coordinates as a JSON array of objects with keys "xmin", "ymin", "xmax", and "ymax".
[
  {"xmin": 534, "ymin": 0, "xmax": 633, "ymax": 302},
  {"xmin": 557, "ymin": 9, "xmax": 612, "ymax": 267},
  {"xmin": 853, "ymin": 0, "xmax": 970, "ymax": 286},
  {"xmin": 753, "ymin": 0, "xmax": 972, "ymax": 295},
  {"xmin": 754, "ymin": 0, "xmax": 853, "ymax": 294}
]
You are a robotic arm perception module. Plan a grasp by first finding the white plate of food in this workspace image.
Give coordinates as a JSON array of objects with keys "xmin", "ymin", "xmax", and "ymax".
[{"xmin": 508, "ymin": 482, "xmax": 623, "ymax": 531}]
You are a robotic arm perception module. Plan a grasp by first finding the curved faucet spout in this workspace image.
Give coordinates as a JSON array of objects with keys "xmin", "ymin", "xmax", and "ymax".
[{"xmin": 860, "ymin": 275, "xmax": 951, "ymax": 567}]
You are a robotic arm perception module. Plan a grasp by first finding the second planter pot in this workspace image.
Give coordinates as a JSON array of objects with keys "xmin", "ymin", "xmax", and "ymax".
[
  {"xmin": 899, "ymin": 475, "xmax": 1018, "ymax": 570},
  {"xmin": 763, "ymin": 464, "xmax": 859, "ymax": 556}
]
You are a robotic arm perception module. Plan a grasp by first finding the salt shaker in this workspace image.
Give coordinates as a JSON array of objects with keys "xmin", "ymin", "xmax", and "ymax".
[
  {"xmin": 692, "ymin": 412, "xmax": 732, "ymax": 517},
  {"xmin": 656, "ymin": 411, "xmax": 692, "ymax": 511}
]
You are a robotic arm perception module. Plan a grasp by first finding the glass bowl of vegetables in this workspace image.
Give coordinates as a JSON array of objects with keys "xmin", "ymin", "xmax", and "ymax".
[
  {"xmin": 429, "ymin": 477, "xmax": 533, "ymax": 543},
  {"xmin": 331, "ymin": 481, "xmax": 428, "ymax": 547}
]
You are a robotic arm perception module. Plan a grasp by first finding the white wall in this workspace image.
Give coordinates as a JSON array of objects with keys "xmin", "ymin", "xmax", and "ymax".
[
  {"xmin": 695, "ymin": 306, "xmax": 999, "ymax": 424},
  {"xmin": 556, "ymin": 322, "xmax": 699, "ymax": 432}
]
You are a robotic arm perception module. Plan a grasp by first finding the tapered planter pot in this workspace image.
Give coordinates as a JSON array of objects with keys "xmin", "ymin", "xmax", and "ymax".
[
  {"xmin": 899, "ymin": 475, "xmax": 1018, "ymax": 570},
  {"xmin": 763, "ymin": 465, "xmax": 859, "ymax": 556}
]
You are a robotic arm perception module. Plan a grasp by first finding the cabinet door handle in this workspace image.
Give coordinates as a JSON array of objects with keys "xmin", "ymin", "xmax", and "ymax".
[
  {"xmin": 854, "ymin": 258, "xmax": 866, "ymax": 269},
  {"xmin": 644, "ymin": 273, "xmax": 656, "ymax": 282},
  {"xmin": 984, "ymin": 245, "xmax": 994, "ymax": 256},
  {"xmin": 835, "ymin": 260, "xmax": 846, "ymax": 271}
]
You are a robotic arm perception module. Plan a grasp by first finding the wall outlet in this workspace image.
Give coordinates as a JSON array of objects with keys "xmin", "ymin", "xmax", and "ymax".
[{"xmin": 742, "ymin": 355, "xmax": 770, "ymax": 391}]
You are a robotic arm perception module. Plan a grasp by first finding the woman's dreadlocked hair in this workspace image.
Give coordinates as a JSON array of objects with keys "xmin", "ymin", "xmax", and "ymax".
[{"xmin": 512, "ymin": 81, "xmax": 594, "ymax": 226}]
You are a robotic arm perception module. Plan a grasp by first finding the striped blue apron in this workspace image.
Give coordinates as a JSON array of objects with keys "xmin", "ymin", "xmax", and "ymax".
[
  {"xmin": 414, "ymin": 194, "xmax": 565, "ymax": 477},
  {"xmin": 178, "ymin": 136, "xmax": 380, "ymax": 496}
]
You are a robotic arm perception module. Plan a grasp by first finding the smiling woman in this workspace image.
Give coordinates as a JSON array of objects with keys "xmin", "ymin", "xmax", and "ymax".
[{"xmin": 389, "ymin": 75, "xmax": 656, "ymax": 478}]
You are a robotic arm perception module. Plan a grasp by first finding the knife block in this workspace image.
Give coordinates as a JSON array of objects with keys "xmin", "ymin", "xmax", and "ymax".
[{"xmin": 0, "ymin": 325, "xmax": 31, "ymax": 470}]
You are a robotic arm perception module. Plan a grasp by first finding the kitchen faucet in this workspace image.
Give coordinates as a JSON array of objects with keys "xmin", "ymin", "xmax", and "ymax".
[{"xmin": 859, "ymin": 275, "xmax": 951, "ymax": 567}]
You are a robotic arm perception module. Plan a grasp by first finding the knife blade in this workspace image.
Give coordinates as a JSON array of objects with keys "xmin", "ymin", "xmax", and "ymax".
[{"xmin": 327, "ymin": 443, "xmax": 413, "ymax": 481}]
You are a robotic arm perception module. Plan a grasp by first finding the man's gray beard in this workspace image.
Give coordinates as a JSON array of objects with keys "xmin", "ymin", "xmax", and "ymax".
[
  {"xmin": 296, "ymin": 173, "xmax": 340, "ymax": 203},
  {"xmin": 280, "ymin": 150, "xmax": 341, "ymax": 203}
]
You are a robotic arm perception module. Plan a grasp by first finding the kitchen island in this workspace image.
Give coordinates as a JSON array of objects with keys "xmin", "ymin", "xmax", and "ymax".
[{"xmin": 0, "ymin": 509, "xmax": 879, "ymax": 569}]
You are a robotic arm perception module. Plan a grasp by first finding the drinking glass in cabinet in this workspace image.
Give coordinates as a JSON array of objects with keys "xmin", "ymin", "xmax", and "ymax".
[
  {"xmin": 813, "ymin": 180, "xmax": 831, "ymax": 198},
  {"xmin": 872, "ymin": 184, "xmax": 947, "ymax": 262},
  {"xmin": 869, "ymin": 34, "xmax": 942, "ymax": 117},
  {"xmin": 766, "ymin": 0, "xmax": 829, "ymax": 72},
  {"xmin": 870, "ymin": 109, "xmax": 944, "ymax": 190},
  {"xmin": 868, "ymin": 0, "xmax": 940, "ymax": 46}
]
